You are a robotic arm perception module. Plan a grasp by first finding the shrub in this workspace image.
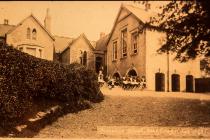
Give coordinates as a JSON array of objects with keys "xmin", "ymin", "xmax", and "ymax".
[{"xmin": 0, "ymin": 44, "xmax": 104, "ymax": 127}]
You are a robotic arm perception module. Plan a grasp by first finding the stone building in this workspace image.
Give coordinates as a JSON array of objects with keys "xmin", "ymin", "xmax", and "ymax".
[
  {"xmin": 59, "ymin": 33, "xmax": 95, "ymax": 70},
  {"xmin": 0, "ymin": 8, "xmax": 96, "ymax": 67},
  {"xmin": 105, "ymin": 4, "xmax": 201, "ymax": 92},
  {"xmin": 0, "ymin": 9, "xmax": 54, "ymax": 61}
]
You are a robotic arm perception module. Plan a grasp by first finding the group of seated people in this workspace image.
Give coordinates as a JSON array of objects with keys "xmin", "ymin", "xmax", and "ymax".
[{"xmin": 107, "ymin": 76, "xmax": 146, "ymax": 90}]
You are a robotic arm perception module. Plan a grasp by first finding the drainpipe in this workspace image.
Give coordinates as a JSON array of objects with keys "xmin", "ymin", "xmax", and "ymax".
[{"xmin": 167, "ymin": 50, "xmax": 169, "ymax": 92}]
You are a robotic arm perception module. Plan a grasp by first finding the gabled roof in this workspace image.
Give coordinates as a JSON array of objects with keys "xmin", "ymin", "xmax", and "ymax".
[
  {"xmin": 54, "ymin": 35, "xmax": 74, "ymax": 53},
  {"xmin": 60, "ymin": 33, "xmax": 94, "ymax": 54},
  {"xmin": 0, "ymin": 24, "xmax": 15, "ymax": 37},
  {"xmin": 95, "ymin": 34, "xmax": 110, "ymax": 52},
  {"xmin": 124, "ymin": 4, "xmax": 157, "ymax": 23},
  {"xmin": 6, "ymin": 14, "xmax": 55, "ymax": 41},
  {"xmin": 90, "ymin": 41, "xmax": 97, "ymax": 49},
  {"xmin": 106, "ymin": 4, "xmax": 157, "ymax": 46}
]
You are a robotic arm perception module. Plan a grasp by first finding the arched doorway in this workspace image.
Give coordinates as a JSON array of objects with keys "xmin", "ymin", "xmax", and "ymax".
[
  {"xmin": 155, "ymin": 73, "xmax": 165, "ymax": 91},
  {"xmin": 95, "ymin": 56, "xmax": 103, "ymax": 73},
  {"xmin": 113, "ymin": 72, "xmax": 120, "ymax": 79},
  {"xmin": 172, "ymin": 74, "xmax": 180, "ymax": 92},
  {"xmin": 113, "ymin": 72, "xmax": 121, "ymax": 86},
  {"xmin": 186, "ymin": 75, "xmax": 194, "ymax": 92},
  {"xmin": 127, "ymin": 69, "xmax": 137, "ymax": 77}
]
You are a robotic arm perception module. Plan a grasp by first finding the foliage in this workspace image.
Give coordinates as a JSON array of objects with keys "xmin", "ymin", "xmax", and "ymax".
[
  {"xmin": 144, "ymin": 1, "xmax": 210, "ymax": 62},
  {"xmin": 0, "ymin": 44, "xmax": 103, "ymax": 127}
]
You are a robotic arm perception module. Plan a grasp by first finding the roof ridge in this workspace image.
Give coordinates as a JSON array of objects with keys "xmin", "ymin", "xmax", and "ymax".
[
  {"xmin": 124, "ymin": 3, "xmax": 157, "ymax": 14},
  {"xmin": 54, "ymin": 35, "xmax": 74, "ymax": 39},
  {"xmin": 6, "ymin": 14, "xmax": 55, "ymax": 41}
]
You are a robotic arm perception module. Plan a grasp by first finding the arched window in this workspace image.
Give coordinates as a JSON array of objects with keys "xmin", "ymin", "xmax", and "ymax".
[
  {"xmin": 32, "ymin": 28, "xmax": 37, "ymax": 40},
  {"xmin": 27, "ymin": 28, "xmax": 31, "ymax": 39},
  {"xmin": 83, "ymin": 51, "xmax": 87, "ymax": 66}
]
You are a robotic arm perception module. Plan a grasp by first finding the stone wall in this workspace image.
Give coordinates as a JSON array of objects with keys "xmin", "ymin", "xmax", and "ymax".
[{"xmin": 107, "ymin": 13, "xmax": 146, "ymax": 78}]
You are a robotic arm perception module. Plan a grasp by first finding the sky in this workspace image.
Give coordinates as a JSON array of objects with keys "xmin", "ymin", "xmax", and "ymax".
[{"xmin": 0, "ymin": 1, "xmax": 168, "ymax": 41}]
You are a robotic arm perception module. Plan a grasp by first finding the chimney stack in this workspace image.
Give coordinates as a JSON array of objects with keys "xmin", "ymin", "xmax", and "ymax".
[
  {"xmin": 4, "ymin": 19, "xmax": 8, "ymax": 25},
  {"xmin": 145, "ymin": 2, "xmax": 151, "ymax": 11},
  {"xmin": 44, "ymin": 8, "xmax": 51, "ymax": 33},
  {"xmin": 100, "ymin": 32, "xmax": 105, "ymax": 39}
]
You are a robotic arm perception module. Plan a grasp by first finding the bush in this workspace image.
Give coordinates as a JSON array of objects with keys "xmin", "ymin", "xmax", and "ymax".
[{"xmin": 0, "ymin": 44, "xmax": 104, "ymax": 127}]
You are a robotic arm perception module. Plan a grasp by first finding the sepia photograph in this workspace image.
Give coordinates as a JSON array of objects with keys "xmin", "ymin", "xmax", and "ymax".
[{"xmin": 0, "ymin": 0, "xmax": 210, "ymax": 139}]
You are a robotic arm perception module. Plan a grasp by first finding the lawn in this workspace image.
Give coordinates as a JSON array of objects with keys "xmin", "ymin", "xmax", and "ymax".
[{"xmin": 35, "ymin": 90, "xmax": 210, "ymax": 138}]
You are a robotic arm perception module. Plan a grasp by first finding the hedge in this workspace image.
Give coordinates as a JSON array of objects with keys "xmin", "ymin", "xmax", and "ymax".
[{"xmin": 0, "ymin": 44, "xmax": 104, "ymax": 128}]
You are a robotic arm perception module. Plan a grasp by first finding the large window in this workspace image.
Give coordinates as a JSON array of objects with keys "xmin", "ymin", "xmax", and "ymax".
[
  {"xmin": 27, "ymin": 28, "xmax": 31, "ymax": 39},
  {"xmin": 32, "ymin": 29, "xmax": 37, "ymax": 40},
  {"xmin": 131, "ymin": 32, "xmax": 138, "ymax": 54},
  {"xmin": 26, "ymin": 47, "xmax": 36, "ymax": 57},
  {"xmin": 121, "ymin": 28, "xmax": 127, "ymax": 58},
  {"xmin": 113, "ymin": 41, "xmax": 117, "ymax": 61}
]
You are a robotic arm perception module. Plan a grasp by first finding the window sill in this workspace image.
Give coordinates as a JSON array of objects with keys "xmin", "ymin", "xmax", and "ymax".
[
  {"xmin": 130, "ymin": 52, "xmax": 138, "ymax": 56},
  {"xmin": 112, "ymin": 59, "xmax": 117, "ymax": 62},
  {"xmin": 120, "ymin": 56, "xmax": 127, "ymax": 60}
]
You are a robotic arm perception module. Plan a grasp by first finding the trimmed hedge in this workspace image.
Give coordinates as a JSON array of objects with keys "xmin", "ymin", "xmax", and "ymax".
[{"xmin": 0, "ymin": 44, "xmax": 103, "ymax": 127}]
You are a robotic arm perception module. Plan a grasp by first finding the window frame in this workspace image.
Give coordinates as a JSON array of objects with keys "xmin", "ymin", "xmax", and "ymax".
[
  {"xmin": 32, "ymin": 28, "xmax": 37, "ymax": 40},
  {"xmin": 112, "ymin": 41, "xmax": 117, "ymax": 61},
  {"xmin": 39, "ymin": 49, "xmax": 42, "ymax": 58},
  {"xmin": 121, "ymin": 28, "xmax": 128, "ymax": 58},
  {"xmin": 83, "ymin": 51, "xmax": 87, "ymax": 66},
  {"xmin": 27, "ymin": 28, "xmax": 31, "ymax": 39},
  {"xmin": 131, "ymin": 31, "xmax": 138, "ymax": 55}
]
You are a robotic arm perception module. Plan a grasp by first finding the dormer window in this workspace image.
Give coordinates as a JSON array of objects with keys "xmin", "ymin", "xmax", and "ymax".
[
  {"xmin": 32, "ymin": 28, "xmax": 37, "ymax": 40},
  {"xmin": 27, "ymin": 28, "xmax": 31, "ymax": 39}
]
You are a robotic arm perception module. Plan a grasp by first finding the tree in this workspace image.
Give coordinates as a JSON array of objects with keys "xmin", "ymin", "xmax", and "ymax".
[{"xmin": 144, "ymin": 0, "xmax": 210, "ymax": 62}]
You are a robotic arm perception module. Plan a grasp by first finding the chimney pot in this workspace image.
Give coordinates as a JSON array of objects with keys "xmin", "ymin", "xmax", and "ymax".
[{"xmin": 145, "ymin": 3, "xmax": 151, "ymax": 11}]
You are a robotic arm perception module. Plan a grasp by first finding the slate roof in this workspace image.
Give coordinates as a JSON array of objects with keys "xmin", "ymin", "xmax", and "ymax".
[
  {"xmin": 90, "ymin": 41, "xmax": 96, "ymax": 49},
  {"xmin": 95, "ymin": 34, "xmax": 110, "ymax": 52},
  {"xmin": 0, "ymin": 24, "xmax": 15, "ymax": 37},
  {"xmin": 54, "ymin": 35, "xmax": 74, "ymax": 53},
  {"xmin": 123, "ymin": 4, "xmax": 157, "ymax": 23},
  {"xmin": 60, "ymin": 33, "xmax": 94, "ymax": 54}
]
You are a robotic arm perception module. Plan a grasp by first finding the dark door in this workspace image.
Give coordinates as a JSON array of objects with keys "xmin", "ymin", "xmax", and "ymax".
[
  {"xmin": 172, "ymin": 74, "xmax": 180, "ymax": 92},
  {"xmin": 127, "ymin": 69, "xmax": 137, "ymax": 77},
  {"xmin": 155, "ymin": 73, "xmax": 165, "ymax": 91},
  {"xmin": 113, "ymin": 72, "xmax": 120, "ymax": 79},
  {"xmin": 186, "ymin": 75, "xmax": 194, "ymax": 92},
  {"xmin": 95, "ymin": 56, "xmax": 103, "ymax": 73}
]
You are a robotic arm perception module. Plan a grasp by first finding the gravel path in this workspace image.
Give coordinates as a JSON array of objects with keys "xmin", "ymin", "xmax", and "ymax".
[{"xmin": 35, "ymin": 87, "xmax": 210, "ymax": 138}]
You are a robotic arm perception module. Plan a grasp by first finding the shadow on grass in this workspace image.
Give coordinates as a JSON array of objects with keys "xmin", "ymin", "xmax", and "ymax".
[{"xmin": 0, "ymin": 97, "xmax": 92, "ymax": 138}]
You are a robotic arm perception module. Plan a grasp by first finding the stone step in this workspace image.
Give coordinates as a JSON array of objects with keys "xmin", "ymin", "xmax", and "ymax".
[
  {"xmin": 97, "ymin": 126, "xmax": 210, "ymax": 138},
  {"xmin": 15, "ymin": 105, "xmax": 61, "ymax": 133}
]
